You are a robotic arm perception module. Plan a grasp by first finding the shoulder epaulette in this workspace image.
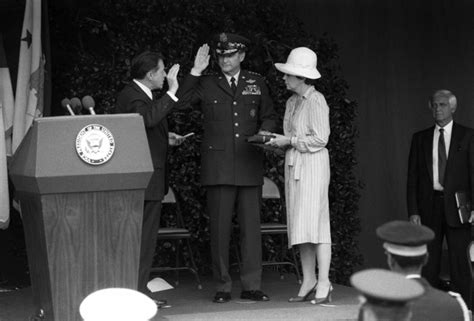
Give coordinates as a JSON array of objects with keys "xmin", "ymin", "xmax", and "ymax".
[
  {"xmin": 448, "ymin": 291, "xmax": 461, "ymax": 298},
  {"xmin": 448, "ymin": 291, "xmax": 470, "ymax": 321}
]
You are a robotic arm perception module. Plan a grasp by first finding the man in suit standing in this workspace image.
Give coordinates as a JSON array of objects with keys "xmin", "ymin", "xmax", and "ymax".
[
  {"xmin": 115, "ymin": 51, "xmax": 188, "ymax": 307},
  {"xmin": 407, "ymin": 89, "xmax": 474, "ymax": 308},
  {"xmin": 181, "ymin": 33, "xmax": 277, "ymax": 303},
  {"xmin": 376, "ymin": 220, "xmax": 470, "ymax": 320}
]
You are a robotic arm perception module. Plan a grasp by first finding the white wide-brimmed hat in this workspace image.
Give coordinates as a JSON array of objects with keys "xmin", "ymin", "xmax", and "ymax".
[{"xmin": 274, "ymin": 47, "xmax": 321, "ymax": 79}]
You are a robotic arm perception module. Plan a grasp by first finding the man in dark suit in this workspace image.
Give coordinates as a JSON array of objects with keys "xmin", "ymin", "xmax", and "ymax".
[
  {"xmin": 115, "ymin": 51, "xmax": 188, "ymax": 307},
  {"xmin": 407, "ymin": 89, "xmax": 474, "ymax": 308},
  {"xmin": 377, "ymin": 220, "xmax": 469, "ymax": 320},
  {"xmin": 180, "ymin": 33, "xmax": 277, "ymax": 303}
]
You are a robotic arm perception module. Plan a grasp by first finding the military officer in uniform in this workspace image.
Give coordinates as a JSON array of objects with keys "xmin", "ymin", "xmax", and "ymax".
[
  {"xmin": 179, "ymin": 33, "xmax": 277, "ymax": 303},
  {"xmin": 351, "ymin": 269, "xmax": 425, "ymax": 321},
  {"xmin": 376, "ymin": 220, "xmax": 470, "ymax": 320}
]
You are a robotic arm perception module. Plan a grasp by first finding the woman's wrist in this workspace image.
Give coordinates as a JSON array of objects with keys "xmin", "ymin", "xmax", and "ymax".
[{"xmin": 290, "ymin": 136, "xmax": 297, "ymax": 146}]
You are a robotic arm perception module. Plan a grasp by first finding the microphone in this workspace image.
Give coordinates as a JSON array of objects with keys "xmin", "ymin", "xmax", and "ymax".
[
  {"xmin": 70, "ymin": 97, "xmax": 82, "ymax": 115},
  {"xmin": 82, "ymin": 95, "xmax": 96, "ymax": 115},
  {"xmin": 61, "ymin": 98, "xmax": 75, "ymax": 115}
]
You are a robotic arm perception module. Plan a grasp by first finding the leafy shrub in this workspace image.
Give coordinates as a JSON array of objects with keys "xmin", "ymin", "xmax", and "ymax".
[{"xmin": 50, "ymin": 0, "xmax": 362, "ymax": 284}]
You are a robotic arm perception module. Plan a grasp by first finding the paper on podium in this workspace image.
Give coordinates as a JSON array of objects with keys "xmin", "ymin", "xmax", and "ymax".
[{"xmin": 147, "ymin": 277, "xmax": 174, "ymax": 293}]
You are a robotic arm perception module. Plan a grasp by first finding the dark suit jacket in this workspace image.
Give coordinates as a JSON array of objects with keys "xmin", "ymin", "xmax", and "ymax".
[
  {"xmin": 407, "ymin": 122, "xmax": 474, "ymax": 227},
  {"xmin": 114, "ymin": 82, "xmax": 176, "ymax": 200},
  {"xmin": 179, "ymin": 70, "xmax": 277, "ymax": 186}
]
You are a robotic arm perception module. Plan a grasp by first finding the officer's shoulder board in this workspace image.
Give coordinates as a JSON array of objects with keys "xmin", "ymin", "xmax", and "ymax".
[{"xmin": 448, "ymin": 291, "xmax": 470, "ymax": 321}]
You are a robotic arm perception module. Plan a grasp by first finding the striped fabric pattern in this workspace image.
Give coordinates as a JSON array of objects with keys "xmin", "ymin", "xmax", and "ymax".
[{"xmin": 283, "ymin": 86, "xmax": 331, "ymax": 247}]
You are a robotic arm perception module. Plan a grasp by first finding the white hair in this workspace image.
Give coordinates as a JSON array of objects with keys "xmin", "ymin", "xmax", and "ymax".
[{"xmin": 430, "ymin": 89, "xmax": 457, "ymax": 108}]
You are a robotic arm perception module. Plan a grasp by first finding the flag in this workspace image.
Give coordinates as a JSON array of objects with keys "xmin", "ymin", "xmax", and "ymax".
[
  {"xmin": 0, "ymin": 35, "xmax": 15, "ymax": 156},
  {"xmin": 12, "ymin": 0, "xmax": 45, "ymax": 153},
  {"xmin": 0, "ymin": 35, "xmax": 13, "ymax": 228}
]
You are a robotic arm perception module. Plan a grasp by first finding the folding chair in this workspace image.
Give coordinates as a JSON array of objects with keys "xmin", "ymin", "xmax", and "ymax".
[
  {"xmin": 260, "ymin": 177, "xmax": 301, "ymax": 282},
  {"xmin": 150, "ymin": 187, "xmax": 202, "ymax": 289}
]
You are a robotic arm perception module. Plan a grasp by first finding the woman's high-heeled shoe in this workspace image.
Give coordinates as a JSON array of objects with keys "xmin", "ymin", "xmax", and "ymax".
[
  {"xmin": 288, "ymin": 283, "xmax": 317, "ymax": 302},
  {"xmin": 310, "ymin": 283, "xmax": 333, "ymax": 305}
]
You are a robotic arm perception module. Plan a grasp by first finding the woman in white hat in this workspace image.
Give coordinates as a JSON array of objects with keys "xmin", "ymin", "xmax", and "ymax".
[{"xmin": 266, "ymin": 47, "xmax": 332, "ymax": 304}]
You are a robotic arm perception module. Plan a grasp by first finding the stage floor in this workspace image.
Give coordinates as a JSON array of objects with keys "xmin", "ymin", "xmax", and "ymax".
[{"xmin": 0, "ymin": 271, "xmax": 360, "ymax": 321}]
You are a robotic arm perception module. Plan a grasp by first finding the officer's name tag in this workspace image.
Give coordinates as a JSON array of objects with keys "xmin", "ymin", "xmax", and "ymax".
[{"xmin": 242, "ymin": 84, "xmax": 261, "ymax": 95}]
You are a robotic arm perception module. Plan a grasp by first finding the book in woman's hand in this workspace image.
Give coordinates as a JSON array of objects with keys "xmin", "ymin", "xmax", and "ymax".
[{"xmin": 246, "ymin": 134, "xmax": 276, "ymax": 144}]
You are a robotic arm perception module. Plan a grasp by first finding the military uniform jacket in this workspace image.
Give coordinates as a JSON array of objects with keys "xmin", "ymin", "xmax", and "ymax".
[
  {"xmin": 411, "ymin": 277, "xmax": 467, "ymax": 321},
  {"xmin": 180, "ymin": 70, "xmax": 277, "ymax": 186}
]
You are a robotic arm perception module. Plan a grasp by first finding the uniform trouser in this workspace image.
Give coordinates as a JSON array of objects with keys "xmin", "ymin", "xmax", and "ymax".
[
  {"xmin": 206, "ymin": 185, "xmax": 262, "ymax": 292},
  {"xmin": 137, "ymin": 200, "xmax": 162, "ymax": 294},
  {"xmin": 422, "ymin": 192, "xmax": 472, "ymax": 308}
]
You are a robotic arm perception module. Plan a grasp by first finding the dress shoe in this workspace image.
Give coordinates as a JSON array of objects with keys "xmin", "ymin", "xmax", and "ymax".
[
  {"xmin": 288, "ymin": 283, "xmax": 317, "ymax": 302},
  {"xmin": 0, "ymin": 285, "xmax": 19, "ymax": 293},
  {"xmin": 213, "ymin": 291, "xmax": 231, "ymax": 303},
  {"xmin": 240, "ymin": 290, "xmax": 270, "ymax": 301},
  {"xmin": 311, "ymin": 283, "xmax": 333, "ymax": 305},
  {"xmin": 0, "ymin": 279, "xmax": 20, "ymax": 293},
  {"xmin": 153, "ymin": 299, "xmax": 171, "ymax": 309}
]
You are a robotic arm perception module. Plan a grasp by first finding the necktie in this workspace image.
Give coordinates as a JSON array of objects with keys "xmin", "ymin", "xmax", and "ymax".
[
  {"xmin": 438, "ymin": 128, "xmax": 447, "ymax": 186},
  {"xmin": 230, "ymin": 77, "xmax": 237, "ymax": 94}
]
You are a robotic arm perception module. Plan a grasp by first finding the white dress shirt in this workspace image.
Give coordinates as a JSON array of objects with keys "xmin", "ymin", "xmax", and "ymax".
[{"xmin": 224, "ymin": 71, "xmax": 240, "ymax": 87}]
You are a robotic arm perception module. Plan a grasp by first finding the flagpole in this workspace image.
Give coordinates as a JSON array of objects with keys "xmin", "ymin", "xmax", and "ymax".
[
  {"xmin": 0, "ymin": 102, "xmax": 10, "ymax": 229},
  {"xmin": 12, "ymin": 0, "xmax": 43, "ymax": 153}
]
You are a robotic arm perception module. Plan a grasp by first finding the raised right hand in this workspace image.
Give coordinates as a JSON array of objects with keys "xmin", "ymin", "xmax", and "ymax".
[
  {"xmin": 191, "ymin": 44, "xmax": 210, "ymax": 75},
  {"xmin": 166, "ymin": 64, "xmax": 180, "ymax": 94}
]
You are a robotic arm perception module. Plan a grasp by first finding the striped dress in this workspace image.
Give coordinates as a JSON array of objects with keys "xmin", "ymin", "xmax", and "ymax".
[{"xmin": 284, "ymin": 86, "xmax": 331, "ymax": 247}]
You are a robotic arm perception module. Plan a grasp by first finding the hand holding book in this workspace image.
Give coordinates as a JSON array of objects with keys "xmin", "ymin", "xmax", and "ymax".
[
  {"xmin": 454, "ymin": 191, "xmax": 472, "ymax": 224},
  {"xmin": 246, "ymin": 134, "xmax": 286, "ymax": 156}
]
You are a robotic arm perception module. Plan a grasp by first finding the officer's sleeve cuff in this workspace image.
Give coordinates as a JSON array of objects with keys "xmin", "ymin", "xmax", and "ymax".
[{"xmin": 166, "ymin": 91, "xmax": 179, "ymax": 102}]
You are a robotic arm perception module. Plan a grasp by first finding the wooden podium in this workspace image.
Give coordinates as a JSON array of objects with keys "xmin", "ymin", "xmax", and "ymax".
[{"xmin": 9, "ymin": 115, "xmax": 153, "ymax": 321}]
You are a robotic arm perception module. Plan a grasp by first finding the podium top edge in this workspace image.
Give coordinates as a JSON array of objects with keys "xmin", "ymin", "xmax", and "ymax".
[{"xmin": 35, "ymin": 114, "xmax": 142, "ymax": 123}]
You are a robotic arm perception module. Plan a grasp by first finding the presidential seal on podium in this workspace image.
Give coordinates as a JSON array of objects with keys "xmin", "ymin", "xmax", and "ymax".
[{"xmin": 76, "ymin": 124, "xmax": 115, "ymax": 165}]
